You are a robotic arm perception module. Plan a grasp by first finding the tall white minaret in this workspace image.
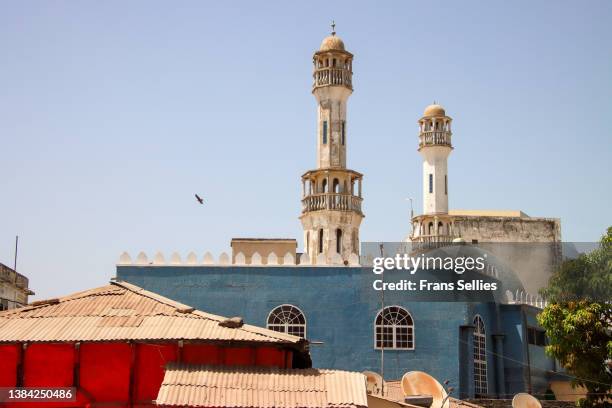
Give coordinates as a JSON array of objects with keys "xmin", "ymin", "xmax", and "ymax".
[
  {"xmin": 299, "ymin": 24, "xmax": 364, "ymax": 264},
  {"xmin": 418, "ymin": 103, "xmax": 453, "ymax": 215}
]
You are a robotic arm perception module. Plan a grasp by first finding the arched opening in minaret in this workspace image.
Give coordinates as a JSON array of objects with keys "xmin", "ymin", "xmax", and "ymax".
[
  {"xmin": 438, "ymin": 222, "xmax": 444, "ymax": 235},
  {"xmin": 428, "ymin": 222, "xmax": 434, "ymax": 235},
  {"xmin": 318, "ymin": 229, "xmax": 324, "ymax": 254},
  {"xmin": 336, "ymin": 229, "xmax": 342, "ymax": 254},
  {"xmin": 332, "ymin": 178, "xmax": 340, "ymax": 193},
  {"xmin": 321, "ymin": 179, "xmax": 328, "ymax": 193}
]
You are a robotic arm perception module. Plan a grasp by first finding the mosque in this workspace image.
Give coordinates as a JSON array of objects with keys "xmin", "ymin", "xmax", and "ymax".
[{"xmin": 115, "ymin": 28, "xmax": 568, "ymax": 399}]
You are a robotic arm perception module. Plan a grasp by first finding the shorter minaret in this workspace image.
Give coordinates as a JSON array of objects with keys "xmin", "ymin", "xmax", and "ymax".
[{"xmin": 418, "ymin": 103, "xmax": 453, "ymax": 215}]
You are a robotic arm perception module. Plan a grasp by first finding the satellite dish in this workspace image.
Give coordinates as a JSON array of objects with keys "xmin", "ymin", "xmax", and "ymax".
[
  {"xmin": 512, "ymin": 393, "xmax": 542, "ymax": 408},
  {"xmin": 363, "ymin": 371, "xmax": 384, "ymax": 396},
  {"xmin": 401, "ymin": 371, "xmax": 448, "ymax": 408}
]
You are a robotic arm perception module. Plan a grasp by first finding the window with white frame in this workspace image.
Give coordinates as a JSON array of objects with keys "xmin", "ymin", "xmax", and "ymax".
[
  {"xmin": 267, "ymin": 304, "xmax": 306, "ymax": 338},
  {"xmin": 375, "ymin": 306, "xmax": 414, "ymax": 349},
  {"xmin": 473, "ymin": 315, "xmax": 488, "ymax": 395}
]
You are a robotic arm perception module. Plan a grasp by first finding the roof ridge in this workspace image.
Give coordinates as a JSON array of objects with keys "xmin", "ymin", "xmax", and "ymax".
[{"xmin": 111, "ymin": 280, "xmax": 195, "ymax": 313}]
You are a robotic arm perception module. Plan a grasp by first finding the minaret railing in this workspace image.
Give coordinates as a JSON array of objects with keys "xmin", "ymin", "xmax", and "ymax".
[
  {"xmin": 313, "ymin": 68, "xmax": 352, "ymax": 89},
  {"xmin": 301, "ymin": 193, "xmax": 362, "ymax": 214},
  {"xmin": 419, "ymin": 131, "xmax": 452, "ymax": 148}
]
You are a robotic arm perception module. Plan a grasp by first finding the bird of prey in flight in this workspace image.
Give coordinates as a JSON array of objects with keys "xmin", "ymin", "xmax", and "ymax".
[{"xmin": 195, "ymin": 194, "xmax": 204, "ymax": 204}]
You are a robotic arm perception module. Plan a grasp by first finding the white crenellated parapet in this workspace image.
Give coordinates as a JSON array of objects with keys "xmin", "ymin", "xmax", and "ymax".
[
  {"xmin": 267, "ymin": 252, "xmax": 278, "ymax": 265},
  {"xmin": 118, "ymin": 252, "xmax": 132, "ymax": 265},
  {"xmin": 170, "ymin": 252, "xmax": 182, "ymax": 265},
  {"xmin": 218, "ymin": 252, "xmax": 230, "ymax": 265},
  {"xmin": 202, "ymin": 252, "xmax": 214, "ymax": 265},
  {"xmin": 153, "ymin": 251, "xmax": 165, "ymax": 265},
  {"xmin": 136, "ymin": 252, "xmax": 148, "ymax": 265},
  {"xmin": 186, "ymin": 252, "xmax": 197, "ymax": 265},
  {"xmin": 234, "ymin": 252, "xmax": 246, "ymax": 265},
  {"xmin": 118, "ymin": 251, "xmax": 365, "ymax": 267},
  {"xmin": 299, "ymin": 253, "xmax": 311, "ymax": 265},
  {"xmin": 283, "ymin": 252, "xmax": 295, "ymax": 265},
  {"xmin": 251, "ymin": 252, "xmax": 262, "ymax": 265}
]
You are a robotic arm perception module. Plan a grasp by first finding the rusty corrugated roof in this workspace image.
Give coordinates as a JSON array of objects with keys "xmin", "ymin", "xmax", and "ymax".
[
  {"xmin": 156, "ymin": 363, "xmax": 368, "ymax": 408},
  {"xmin": 0, "ymin": 281, "xmax": 302, "ymax": 345}
]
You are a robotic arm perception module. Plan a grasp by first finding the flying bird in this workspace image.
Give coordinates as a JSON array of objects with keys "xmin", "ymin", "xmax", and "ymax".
[{"xmin": 195, "ymin": 194, "xmax": 204, "ymax": 205}]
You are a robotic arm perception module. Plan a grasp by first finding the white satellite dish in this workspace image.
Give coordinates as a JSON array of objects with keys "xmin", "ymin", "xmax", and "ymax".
[
  {"xmin": 401, "ymin": 371, "xmax": 448, "ymax": 408},
  {"xmin": 512, "ymin": 393, "xmax": 542, "ymax": 408},
  {"xmin": 363, "ymin": 371, "xmax": 384, "ymax": 396}
]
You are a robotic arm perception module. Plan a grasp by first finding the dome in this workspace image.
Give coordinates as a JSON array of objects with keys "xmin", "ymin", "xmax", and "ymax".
[
  {"xmin": 423, "ymin": 103, "xmax": 446, "ymax": 117},
  {"xmin": 320, "ymin": 34, "xmax": 345, "ymax": 51}
]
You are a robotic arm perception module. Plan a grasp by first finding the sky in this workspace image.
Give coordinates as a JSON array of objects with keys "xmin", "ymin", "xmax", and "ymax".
[{"xmin": 1, "ymin": 1, "xmax": 611, "ymax": 299}]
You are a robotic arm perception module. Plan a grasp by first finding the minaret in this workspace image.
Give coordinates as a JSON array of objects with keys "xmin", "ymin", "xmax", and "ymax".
[
  {"xmin": 300, "ymin": 24, "xmax": 364, "ymax": 264},
  {"xmin": 418, "ymin": 103, "xmax": 453, "ymax": 215}
]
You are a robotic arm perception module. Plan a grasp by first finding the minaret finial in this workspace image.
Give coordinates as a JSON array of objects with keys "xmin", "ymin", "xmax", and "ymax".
[{"xmin": 331, "ymin": 20, "xmax": 336, "ymax": 35}]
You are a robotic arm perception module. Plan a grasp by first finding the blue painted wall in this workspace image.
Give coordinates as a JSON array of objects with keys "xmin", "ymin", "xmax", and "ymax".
[{"xmin": 116, "ymin": 265, "xmax": 555, "ymax": 397}]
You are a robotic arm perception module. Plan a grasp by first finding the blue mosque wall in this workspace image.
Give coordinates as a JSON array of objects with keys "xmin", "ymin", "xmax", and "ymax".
[{"xmin": 116, "ymin": 265, "xmax": 551, "ymax": 397}]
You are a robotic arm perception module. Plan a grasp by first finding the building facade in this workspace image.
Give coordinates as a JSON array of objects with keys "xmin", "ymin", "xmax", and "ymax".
[
  {"xmin": 409, "ymin": 104, "xmax": 561, "ymax": 248},
  {"xmin": 114, "ymin": 29, "xmax": 565, "ymax": 399},
  {"xmin": 0, "ymin": 263, "xmax": 33, "ymax": 311},
  {"xmin": 116, "ymin": 262, "xmax": 555, "ymax": 399}
]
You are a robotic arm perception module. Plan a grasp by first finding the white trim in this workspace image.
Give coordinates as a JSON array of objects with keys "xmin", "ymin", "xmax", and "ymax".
[
  {"xmin": 266, "ymin": 304, "xmax": 307, "ymax": 339},
  {"xmin": 473, "ymin": 314, "xmax": 488, "ymax": 395},
  {"xmin": 373, "ymin": 305, "xmax": 415, "ymax": 350}
]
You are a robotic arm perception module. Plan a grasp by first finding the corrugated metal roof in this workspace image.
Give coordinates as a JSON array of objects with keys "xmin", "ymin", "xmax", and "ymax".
[
  {"xmin": 156, "ymin": 363, "xmax": 368, "ymax": 408},
  {"xmin": 0, "ymin": 281, "xmax": 302, "ymax": 345}
]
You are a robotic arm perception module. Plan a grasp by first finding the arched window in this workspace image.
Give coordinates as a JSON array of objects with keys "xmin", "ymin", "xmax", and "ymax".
[
  {"xmin": 336, "ymin": 229, "xmax": 342, "ymax": 253},
  {"xmin": 428, "ymin": 222, "xmax": 434, "ymax": 235},
  {"xmin": 321, "ymin": 179, "xmax": 328, "ymax": 193},
  {"xmin": 438, "ymin": 222, "xmax": 444, "ymax": 235},
  {"xmin": 333, "ymin": 178, "xmax": 340, "ymax": 193},
  {"xmin": 267, "ymin": 304, "xmax": 306, "ymax": 338},
  {"xmin": 473, "ymin": 315, "xmax": 488, "ymax": 395},
  {"xmin": 318, "ymin": 229, "xmax": 324, "ymax": 254},
  {"xmin": 375, "ymin": 306, "xmax": 414, "ymax": 350}
]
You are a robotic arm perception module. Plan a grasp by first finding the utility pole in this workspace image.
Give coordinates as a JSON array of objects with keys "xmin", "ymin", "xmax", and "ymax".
[{"xmin": 379, "ymin": 243, "xmax": 385, "ymax": 394}]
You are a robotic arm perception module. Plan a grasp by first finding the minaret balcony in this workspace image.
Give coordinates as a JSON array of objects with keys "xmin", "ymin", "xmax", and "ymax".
[
  {"xmin": 313, "ymin": 68, "xmax": 352, "ymax": 90},
  {"xmin": 418, "ymin": 131, "xmax": 452, "ymax": 149},
  {"xmin": 302, "ymin": 193, "xmax": 362, "ymax": 214}
]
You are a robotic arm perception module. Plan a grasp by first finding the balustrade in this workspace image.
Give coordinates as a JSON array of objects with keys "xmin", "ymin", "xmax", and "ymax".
[
  {"xmin": 313, "ymin": 68, "xmax": 352, "ymax": 89},
  {"xmin": 419, "ymin": 131, "xmax": 452, "ymax": 148},
  {"xmin": 302, "ymin": 193, "xmax": 362, "ymax": 214}
]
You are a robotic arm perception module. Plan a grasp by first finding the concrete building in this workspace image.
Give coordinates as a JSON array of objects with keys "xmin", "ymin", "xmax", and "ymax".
[
  {"xmin": 0, "ymin": 262, "xmax": 34, "ymax": 310},
  {"xmin": 410, "ymin": 104, "xmax": 561, "ymax": 247},
  {"xmin": 114, "ymin": 28, "xmax": 568, "ymax": 399}
]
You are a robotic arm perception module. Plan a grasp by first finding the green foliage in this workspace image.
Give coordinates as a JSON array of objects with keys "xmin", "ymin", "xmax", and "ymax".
[
  {"xmin": 538, "ymin": 228, "xmax": 612, "ymax": 408},
  {"xmin": 541, "ymin": 227, "xmax": 612, "ymax": 303}
]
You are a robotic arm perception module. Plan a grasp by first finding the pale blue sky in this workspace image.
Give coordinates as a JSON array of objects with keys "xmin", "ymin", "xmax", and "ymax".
[{"xmin": 1, "ymin": 1, "xmax": 610, "ymax": 299}]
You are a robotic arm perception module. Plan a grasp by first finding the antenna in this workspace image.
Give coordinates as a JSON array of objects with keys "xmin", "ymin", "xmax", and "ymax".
[
  {"xmin": 512, "ymin": 393, "xmax": 542, "ymax": 408},
  {"xmin": 379, "ymin": 243, "xmax": 385, "ymax": 394},
  {"xmin": 14, "ymin": 235, "xmax": 18, "ymax": 272}
]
